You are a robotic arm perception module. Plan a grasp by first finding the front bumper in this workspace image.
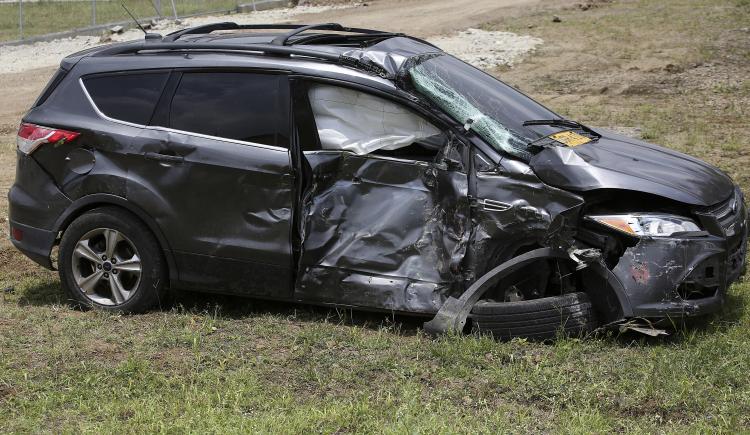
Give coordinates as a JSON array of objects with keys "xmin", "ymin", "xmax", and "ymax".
[{"xmin": 609, "ymin": 192, "xmax": 748, "ymax": 320}]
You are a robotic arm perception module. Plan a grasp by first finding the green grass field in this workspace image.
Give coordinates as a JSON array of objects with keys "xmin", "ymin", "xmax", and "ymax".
[
  {"xmin": 1, "ymin": 0, "xmax": 750, "ymax": 432},
  {"xmin": 0, "ymin": 0, "xmax": 239, "ymax": 42}
]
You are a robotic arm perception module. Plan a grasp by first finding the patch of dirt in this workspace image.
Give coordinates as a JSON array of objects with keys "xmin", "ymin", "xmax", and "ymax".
[
  {"xmin": 293, "ymin": 0, "xmax": 575, "ymax": 38},
  {"xmin": 0, "ymin": 384, "xmax": 18, "ymax": 403},
  {"xmin": 85, "ymin": 339, "xmax": 124, "ymax": 360},
  {"xmin": 0, "ymin": 246, "xmax": 56, "ymax": 287},
  {"xmin": 430, "ymin": 28, "xmax": 543, "ymax": 69}
]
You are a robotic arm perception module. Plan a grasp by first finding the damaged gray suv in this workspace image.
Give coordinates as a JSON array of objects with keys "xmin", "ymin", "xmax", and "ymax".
[{"xmin": 9, "ymin": 23, "xmax": 748, "ymax": 339}]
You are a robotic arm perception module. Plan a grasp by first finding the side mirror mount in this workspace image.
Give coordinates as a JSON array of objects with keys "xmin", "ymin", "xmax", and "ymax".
[
  {"xmin": 474, "ymin": 150, "xmax": 502, "ymax": 174},
  {"xmin": 437, "ymin": 134, "xmax": 465, "ymax": 171}
]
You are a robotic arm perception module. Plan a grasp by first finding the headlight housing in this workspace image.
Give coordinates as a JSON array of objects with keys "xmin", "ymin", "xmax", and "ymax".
[{"xmin": 586, "ymin": 214, "xmax": 701, "ymax": 237}]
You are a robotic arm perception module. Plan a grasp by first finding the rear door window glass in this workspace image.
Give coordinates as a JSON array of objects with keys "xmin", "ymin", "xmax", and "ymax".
[
  {"xmin": 168, "ymin": 72, "xmax": 288, "ymax": 147},
  {"xmin": 84, "ymin": 72, "xmax": 169, "ymax": 125}
]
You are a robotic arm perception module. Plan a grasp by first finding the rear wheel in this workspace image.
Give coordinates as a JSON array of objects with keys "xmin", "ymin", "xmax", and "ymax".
[
  {"xmin": 58, "ymin": 207, "xmax": 166, "ymax": 313},
  {"xmin": 470, "ymin": 292, "xmax": 596, "ymax": 340}
]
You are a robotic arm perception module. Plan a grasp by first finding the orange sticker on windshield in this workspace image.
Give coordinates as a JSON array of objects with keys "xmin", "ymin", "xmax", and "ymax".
[{"xmin": 548, "ymin": 131, "xmax": 592, "ymax": 147}]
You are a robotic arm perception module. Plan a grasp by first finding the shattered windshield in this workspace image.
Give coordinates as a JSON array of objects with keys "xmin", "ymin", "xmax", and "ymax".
[{"xmin": 408, "ymin": 54, "xmax": 561, "ymax": 160}]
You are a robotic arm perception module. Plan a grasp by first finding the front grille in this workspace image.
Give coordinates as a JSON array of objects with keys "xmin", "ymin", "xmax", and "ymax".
[
  {"xmin": 706, "ymin": 189, "xmax": 743, "ymax": 235},
  {"xmin": 697, "ymin": 186, "xmax": 748, "ymax": 284},
  {"xmin": 728, "ymin": 227, "xmax": 748, "ymax": 283}
]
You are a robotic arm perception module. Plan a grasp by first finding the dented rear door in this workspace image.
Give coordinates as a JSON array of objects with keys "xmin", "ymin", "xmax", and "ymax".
[{"xmin": 134, "ymin": 70, "xmax": 295, "ymax": 297}]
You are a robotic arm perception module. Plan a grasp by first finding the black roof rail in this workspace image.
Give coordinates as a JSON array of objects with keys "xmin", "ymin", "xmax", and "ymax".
[
  {"xmin": 91, "ymin": 41, "xmax": 393, "ymax": 78},
  {"xmin": 287, "ymin": 31, "xmax": 403, "ymax": 46},
  {"xmin": 162, "ymin": 22, "xmax": 394, "ymax": 45},
  {"xmin": 270, "ymin": 23, "xmax": 391, "ymax": 46},
  {"xmin": 163, "ymin": 22, "xmax": 305, "ymax": 42},
  {"xmin": 92, "ymin": 41, "xmax": 343, "ymax": 63}
]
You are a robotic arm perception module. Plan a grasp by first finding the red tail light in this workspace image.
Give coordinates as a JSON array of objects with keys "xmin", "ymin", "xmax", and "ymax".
[
  {"xmin": 16, "ymin": 123, "xmax": 79, "ymax": 155},
  {"xmin": 11, "ymin": 227, "xmax": 23, "ymax": 242}
]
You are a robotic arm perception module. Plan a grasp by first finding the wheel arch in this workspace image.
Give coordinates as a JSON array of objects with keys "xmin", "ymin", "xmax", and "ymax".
[{"xmin": 53, "ymin": 193, "xmax": 178, "ymax": 282}]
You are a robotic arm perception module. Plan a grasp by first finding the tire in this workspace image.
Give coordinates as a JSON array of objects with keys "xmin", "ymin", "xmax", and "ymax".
[
  {"xmin": 58, "ymin": 206, "xmax": 166, "ymax": 313},
  {"xmin": 470, "ymin": 292, "xmax": 596, "ymax": 340}
]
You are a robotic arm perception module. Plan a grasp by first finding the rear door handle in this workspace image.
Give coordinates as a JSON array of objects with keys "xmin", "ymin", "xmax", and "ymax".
[{"xmin": 144, "ymin": 151, "xmax": 184, "ymax": 164}]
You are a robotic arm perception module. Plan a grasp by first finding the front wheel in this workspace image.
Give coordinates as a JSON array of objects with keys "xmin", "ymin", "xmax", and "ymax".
[
  {"xmin": 58, "ymin": 207, "xmax": 166, "ymax": 313},
  {"xmin": 470, "ymin": 292, "xmax": 597, "ymax": 340}
]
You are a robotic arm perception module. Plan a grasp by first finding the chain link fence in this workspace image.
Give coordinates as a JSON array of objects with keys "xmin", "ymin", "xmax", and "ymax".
[{"xmin": 0, "ymin": 0, "xmax": 278, "ymax": 43}]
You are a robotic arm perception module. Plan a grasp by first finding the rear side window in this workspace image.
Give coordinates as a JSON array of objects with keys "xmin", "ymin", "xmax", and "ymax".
[
  {"xmin": 33, "ymin": 68, "xmax": 68, "ymax": 108},
  {"xmin": 168, "ymin": 72, "xmax": 288, "ymax": 147},
  {"xmin": 84, "ymin": 72, "xmax": 169, "ymax": 125}
]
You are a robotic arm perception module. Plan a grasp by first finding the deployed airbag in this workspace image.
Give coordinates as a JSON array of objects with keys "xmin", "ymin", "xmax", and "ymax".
[{"xmin": 308, "ymin": 84, "xmax": 440, "ymax": 155}]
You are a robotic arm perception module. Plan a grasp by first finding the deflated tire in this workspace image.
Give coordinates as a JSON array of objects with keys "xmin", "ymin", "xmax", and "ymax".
[{"xmin": 470, "ymin": 292, "xmax": 596, "ymax": 340}]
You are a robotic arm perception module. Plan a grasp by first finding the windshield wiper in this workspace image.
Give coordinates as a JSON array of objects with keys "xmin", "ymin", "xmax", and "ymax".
[{"xmin": 522, "ymin": 119, "xmax": 600, "ymax": 138}]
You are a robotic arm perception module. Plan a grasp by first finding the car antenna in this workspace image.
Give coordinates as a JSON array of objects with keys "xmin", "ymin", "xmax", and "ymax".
[{"xmin": 121, "ymin": 3, "xmax": 162, "ymax": 40}]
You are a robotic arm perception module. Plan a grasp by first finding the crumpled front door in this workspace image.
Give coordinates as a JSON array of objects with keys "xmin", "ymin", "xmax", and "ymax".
[{"xmin": 295, "ymin": 152, "xmax": 470, "ymax": 313}]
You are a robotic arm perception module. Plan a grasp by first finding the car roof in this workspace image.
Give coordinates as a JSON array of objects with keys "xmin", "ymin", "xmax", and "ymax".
[{"xmin": 64, "ymin": 23, "xmax": 441, "ymax": 90}]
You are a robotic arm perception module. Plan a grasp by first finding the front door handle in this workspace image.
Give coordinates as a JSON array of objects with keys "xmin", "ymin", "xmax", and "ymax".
[{"xmin": 144, "ymin": 151, "xmax": 184, "ymax": 164}]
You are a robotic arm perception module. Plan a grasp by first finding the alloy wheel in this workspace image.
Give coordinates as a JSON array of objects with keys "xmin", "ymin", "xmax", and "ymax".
[{"xmin": 70, "ymin": 228, "xmax": 142, "ymax": 306}]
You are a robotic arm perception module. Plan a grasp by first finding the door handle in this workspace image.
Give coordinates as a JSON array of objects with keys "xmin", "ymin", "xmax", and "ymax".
[{"xmin": 144, "ymin": 151, "xmax": 184, "ymax": 164}]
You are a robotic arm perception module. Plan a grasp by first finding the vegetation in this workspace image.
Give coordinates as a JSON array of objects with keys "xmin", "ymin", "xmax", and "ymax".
[
  {"xmin": 0, "ymin": 0, "xmax": 239, "ymax": 42},
  {"xmin": 1, "ymin": 0, "xmax": 750, "ymax": 432}
]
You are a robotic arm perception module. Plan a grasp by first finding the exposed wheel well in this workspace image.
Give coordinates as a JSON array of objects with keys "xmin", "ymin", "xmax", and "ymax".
[{"xmin": 479, "ymin": 242, "xmax": 576, "ymax": 303}]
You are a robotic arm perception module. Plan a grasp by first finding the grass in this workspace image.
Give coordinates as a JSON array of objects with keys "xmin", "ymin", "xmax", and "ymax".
[
  {"xmin": 3, "ymin": 275, "xmax": 750, "ymax": 432},
  {"xmin": 0, "ymin": 0, "xmax": 240, "ymax": 42},
  {"xmin": 2, "ymin": 0, "xmax": 750, "ymax": 432}
]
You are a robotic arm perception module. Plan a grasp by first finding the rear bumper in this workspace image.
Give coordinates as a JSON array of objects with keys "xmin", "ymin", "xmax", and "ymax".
[
  {"xmin": 8, "ymin": 220, "xmax": 57, "ymax": 269},
  {"xmin": 8, "ymin": 152, "xmax": 71, "ymax": 269}
]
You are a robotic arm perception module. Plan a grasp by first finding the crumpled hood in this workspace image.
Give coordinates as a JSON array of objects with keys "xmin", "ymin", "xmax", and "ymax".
[{"xmin": 529, "ymin": 129, "xmax": 734, "ymax": 207}]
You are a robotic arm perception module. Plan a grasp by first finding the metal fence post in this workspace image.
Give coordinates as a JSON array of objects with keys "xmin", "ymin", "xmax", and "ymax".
[
  {"xmin": 19, "ymin": 0, "xmax": 24, "ymax": 40},
  {"xmin": 92, "ymin": 0, "xmax": 96, "ymax": 26}
]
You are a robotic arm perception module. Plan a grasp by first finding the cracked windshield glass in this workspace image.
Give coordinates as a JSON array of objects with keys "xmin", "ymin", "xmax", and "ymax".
[{"xmin": 409, "ymin": 54, "xmax": 563, "ymax": 160}]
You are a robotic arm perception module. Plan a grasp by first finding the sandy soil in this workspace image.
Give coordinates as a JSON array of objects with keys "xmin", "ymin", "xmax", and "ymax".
[{"xmin": 294, "ymin": 0, "xmax": 556, "ymax": 37}]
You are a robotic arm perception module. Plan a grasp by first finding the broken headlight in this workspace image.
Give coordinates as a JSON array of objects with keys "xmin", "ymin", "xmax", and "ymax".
[{"xmin": 587, "ymin": 214, "xmax": 701, "ymax": 237}]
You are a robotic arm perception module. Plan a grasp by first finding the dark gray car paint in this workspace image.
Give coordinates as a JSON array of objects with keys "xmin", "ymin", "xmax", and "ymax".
[
  {"xmin": 295, "ymin": 151, "xmax": 470, "ymax": 313},
  {"xmin": 8, "ymin": 30, "xmax": 748, "ymax": 328},
  {"xmin": 530, "ymin": 131, "xmax": 735, "ymax": 207}
]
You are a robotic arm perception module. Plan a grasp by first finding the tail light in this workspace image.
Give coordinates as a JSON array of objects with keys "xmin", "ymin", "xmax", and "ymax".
[
  {"xmin": 16, "ymin": 123, "xmax": 79, "ymax": 155},
  {"xmin": 11, "ymin": 226, "xmax": 23, "ymax": 242}
]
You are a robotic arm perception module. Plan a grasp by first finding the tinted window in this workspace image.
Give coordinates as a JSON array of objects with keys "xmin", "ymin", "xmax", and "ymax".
[
  {"xmin": 169, "ymin": 72, "xmax": 287, "ymax": 147},
  {"xmin": 33, "ymin": 68, "xmax": 68, "ymax": 108},
  {"xmin": 84, "ymin": 72, "xmax": 169, "ymax": 125}
]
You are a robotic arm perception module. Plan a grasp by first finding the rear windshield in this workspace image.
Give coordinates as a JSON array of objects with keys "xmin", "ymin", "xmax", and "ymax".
[{"xmin": 83, "ymin": 72, "xmax": 169, "ymax": 125}]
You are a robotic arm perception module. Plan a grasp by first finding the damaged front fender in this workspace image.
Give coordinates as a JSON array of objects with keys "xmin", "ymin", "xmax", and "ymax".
[{"xmin": 423, "ymin": 247, "xmax": 577, "ymax": 335}]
